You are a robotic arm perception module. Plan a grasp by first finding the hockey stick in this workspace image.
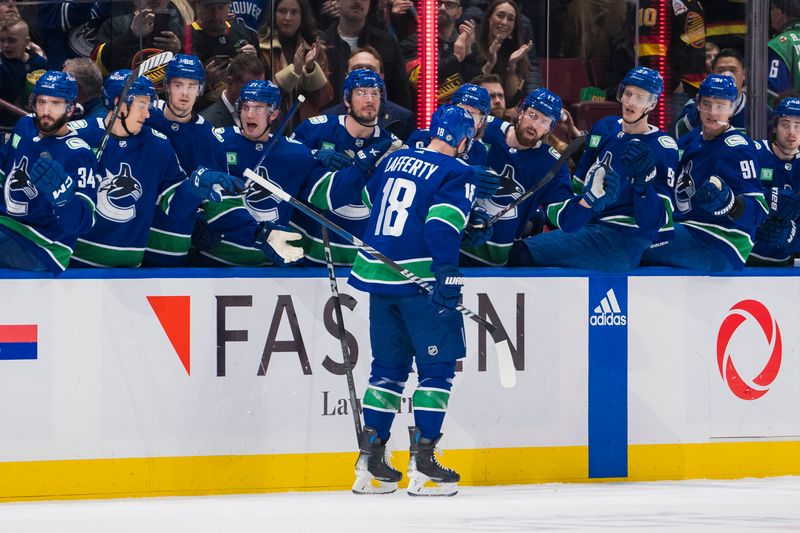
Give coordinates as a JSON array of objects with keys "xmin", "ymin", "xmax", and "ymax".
[
  {"xmin": 96, "ymin": 50, "xmax": 174, "ymax": 162},
  {"xmin": 243, "ymin": 169, "xmax": 517, "ymax": 389},
  {"xmin": 474, "ymin": 135, "xmax": 586, "ymax": 229},
  {"xmin": 322, "ymin": 226, "xmax": 364, "ymax": 444},
  {"xmin": 252, "ymin": 95, "xmax": 306, "ymax": 170}
]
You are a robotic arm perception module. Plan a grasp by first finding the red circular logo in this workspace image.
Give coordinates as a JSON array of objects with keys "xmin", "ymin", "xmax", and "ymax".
[{"xmin": 716, "ymin": 300, "xmax": 782, "ymax": 400}]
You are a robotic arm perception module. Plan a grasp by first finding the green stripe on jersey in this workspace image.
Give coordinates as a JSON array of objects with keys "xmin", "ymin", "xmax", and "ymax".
[
  {"xmin": 73, "ymin": 239, "xmax": 144, "ymax": 267},
  {"xmin": 683, "ymin": 221, "xmax": 754, "ymax": 262},
  {"xmin": 412, "ymin": 388, "xmax": 450, "ymax": 412},
  {"xmin": 363, "ymin": 386, "xmax": 402, "ymax": 413},
  {"xmin": 205, "ymin": 240, "xmax": 268, "ymax": 266},
  {"xmin": 0, "ymin": 216, "xmax": 72, "ymax": 271},
  {"xmin": 460, "ymin": 240, "xmax": 513, "ymax": 266},
  {"xmin": 146, "ymin": 228, "xmax": 191, "ymax": 256},
  {"xmin": 308, "ymin": 172, "xmax": 335, "ymax": 210},
  {"xmin": 350, "ymin": 254, "xmax": 434, "ymax": 285},
  {"xmin": 600, "ymin": 215, "xmax": 638, "ymax": 228},
  {"xmin": 425, "ymin": 203, "xmax": 467, "ymax": 233},
  {"xmin": 157, "ymin": 181, "xmax": 181, "ymax": 215},
  {"xmin": 301, "ymin": 235, "xmax": 358, "ymax": 265},
  {"xmin": 204, "ymin": 197, "xmax": 246, "ymax": 223},
  {"xmin": 546, "ymin": 200, "xmax": 569, "ymax": 228},
  {"xmin": 361, "ymin": 187, "xmax": 372, "ymax": 210}
]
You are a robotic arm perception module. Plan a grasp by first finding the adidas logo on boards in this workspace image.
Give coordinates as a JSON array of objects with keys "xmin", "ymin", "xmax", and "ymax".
[{"xmin": 590, "ymin": 289, "xmax": 627, "ymax": 326}]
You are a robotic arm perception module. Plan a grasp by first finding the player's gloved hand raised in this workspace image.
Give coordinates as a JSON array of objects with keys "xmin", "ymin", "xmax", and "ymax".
[
  {"xmin": 582, "ymin": 165, "xmax": 621, "ymax": 212},
  {"xmin": 353, "ymin": 136, "xmax": 393, "ymax": 174},
  {"xmin": 464, "ymin": 208, "xmax": 493, "ymax": 246},
  {"xmin": 430, "ymin": 264, "xmax": 464, "ymax": 316},
  {"xmin": 768, "ymin": 187, "xmax": 800, "ymax": 222},
  {"xmin": 756, "ymin": 218, "xmax": 797, "ymax": 250},
  {"xmin": 29, "ymin": 155, "xmax": 75, "ymax": 208},
  {"xmin": 313, "ymin": 148, "xmax": 353, "ymax": 171},
  {"xmin": 191, "ymin": 213, "xmax": 221, "ymax": 252},
  {"xmin": 620, "ymin": 139, "xmax": 656, "ymax": 195},
  {"xmin": 694, "ymin": 176, "xmax": 736, "ymax": 217},
  {"xmin": 254, "ymin": 220, "xmax": 304, "ymax": 264},
  {"xmin": 189, "ymin": 167, "xmax": 245, "ymax": 203},
  {"xmin": 472, "ymin": 166, "xmax": 500, "ymax": 199}
]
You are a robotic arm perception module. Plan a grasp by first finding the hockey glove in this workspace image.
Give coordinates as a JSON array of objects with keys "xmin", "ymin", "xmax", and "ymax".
[
  {"xmin": 191, "ymin": 214, "xmax": 222, "ymax": 252},
  {"xmin": 313, "ymin": 149, "xmax": 353, "ymax": 171},
  {"xmin": 464, "ymin": 208, "xmax": 493, "ymax": 246},
  {"xmin": 620, "ymin": 139, "xmax": 656, "ymax": 195},
  {"xmin": 756, "ymin": 218, "xmax": 797, "ymax": 250},
  {"xmin": 29, "ymin": 155, "xmax": 75, "ymax": 208},
  {"xmin": 189, "ymin": 167, "xmax": 245, "ymax": 203},
  {"xmin": 472, "ymin": 166, "xmax": 500, "ymax": 199},
  {"xmin": 353, "ymin": 136, "xmax": 393, "ymax": 175},
  {"xmin": 582, "ymin": 166, "xmax": 621, "ymax": 212},
  {"xmin": 694, "ymin": 177, "xmax": 736, "ymax": 217},
  {"xmin": 254, "ymin": 221, "xmax": 304, "ymax": 264},
  {"xmin": 767, "ymin": 187, "xmax": 800, "ymax": 222},
  {"xmin": 430, "ymin": 264, "xmax": 464, "ymax": 316}
]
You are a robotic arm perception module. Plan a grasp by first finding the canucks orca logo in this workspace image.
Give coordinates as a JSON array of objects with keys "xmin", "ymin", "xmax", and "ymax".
[
  {"xmin": 482, "ymin": 163, "xmax": 524, "ymax": 220},
  {"xmin": 675, "ymin": 161, "xmax": 696, "ymax": 214},
  {"xmin": 4, "ymin": 156, "xmax": 38, "ymax": 216},
  {"xmin": 243, "ymin": 166, "xmax": 280, "ymax": 222},
  {"xmin": 96, "ymin": 163, "xmax": 143, "ymax": 222}
]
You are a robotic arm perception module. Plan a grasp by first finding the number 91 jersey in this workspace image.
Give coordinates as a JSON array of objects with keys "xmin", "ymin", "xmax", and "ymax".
[{"xmin": 348, "ymin": 147, "xmax": 475, "ymax": 296}]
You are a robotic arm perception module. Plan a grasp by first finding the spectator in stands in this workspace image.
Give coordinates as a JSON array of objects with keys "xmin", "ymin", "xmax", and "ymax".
[
  {"xmin": 768, "ymin": 0, "xmax": 800, "ymax": 106},
  {"xmin": 325, "ymin": 45, "xmax": 414, "ymax": 139},
  {"xmin": 401, "ymin": 0, "xmax": 482, "ymax": 106},
  {"xmin": 321, "ymin": 0, "xmax": 412, "ymax": 111},
  {"xmin": 258, "ymin": 0, "xmax": 332, "ymax": 129},
  {"xmin": 382, "ymin": 0, "xmax": 417, "ymax": 43},
  {"xmin": 63, "ymin": 57, "xmax": 105, "ymax": 121},
  {"xmin": 473, "ymin": 73, "xmax": 505, "ymax": 119},
  {"xmin": 200, "ymin": 51, "xmax": 265, "ymax": 127},
  {"xmin": 674, "ymin": 48, "xmax": 755, "ymax": 139},
  {"xmin": 36, "ymin": 0, "xmax": 110, "ymax": 70},
  {"xmin": 705, "ymin": 41, "xmax": 720, "ymax": 73},
  {"xmin": 0, "ymin": 0, "xmax": 18, "ymax": 19},
  {"xmin": 561, "ymin": 0, "xmax": 625, "ymax": 63},
  {"xmin": 231, "ymin": 0, "xmax": 269, "ymax": 33},
  {"xmin": 476, "ymin": 0, "xmax": 533, "ymax": 112},
  {"xmin": 0, "ymin": 13, "xmax": 48, "ymax": 126},
  {"xmin": 93, "ymin": 0, "xmax": 184, "ymax": 74}
]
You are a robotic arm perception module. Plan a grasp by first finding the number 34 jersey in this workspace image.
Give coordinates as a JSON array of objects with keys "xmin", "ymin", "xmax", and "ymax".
[{"xmin": 348, "ymin": 147, "xmax": 475, "ymax": 296}]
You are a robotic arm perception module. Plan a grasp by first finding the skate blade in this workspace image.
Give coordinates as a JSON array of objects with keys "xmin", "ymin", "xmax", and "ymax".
[
  {"xmin": 406, "ymin": 475, "xmax": 458, "ymax": 497},
  {"xmin": 352, "ymin": 472, "xmax": 398, "ymax": 495}
]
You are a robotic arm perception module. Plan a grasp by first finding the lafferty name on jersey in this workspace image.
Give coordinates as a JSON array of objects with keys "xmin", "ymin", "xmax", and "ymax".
[{"xmin": 384, "ymin": 154, "xmax": 440, "ymax": 180}]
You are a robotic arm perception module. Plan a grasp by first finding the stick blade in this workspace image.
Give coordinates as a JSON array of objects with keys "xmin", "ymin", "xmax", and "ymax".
[{"xmin": 495, "ymin": 338, "xmax": 516, "ymax": 388}]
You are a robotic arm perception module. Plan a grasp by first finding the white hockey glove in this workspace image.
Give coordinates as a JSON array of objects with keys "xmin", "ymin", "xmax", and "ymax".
[{"xmin": 254, "ymin": 222, "xmax": 304, "ymax": 264}]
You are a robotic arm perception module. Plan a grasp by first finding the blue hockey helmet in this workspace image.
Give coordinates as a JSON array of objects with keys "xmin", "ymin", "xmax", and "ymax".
[
  {"xmin": 522, "ymin": 88, "xmax": 563, "ymax": 128},
  {"xmin": 343, "ymin": 68, "xmax": 385, "ymax": 101},
  {"xmin": 697, "ymin": 74, "xmax": 738, "ymax": 102},
  {"xmin": 102, "ymin": 69, "xmax": 156, "ymax": 109},
  {"xmin": 236, "ymin": 79, "xmax": 281, "ymax": 111},
  {"xmin": 430, "ymin": 104, "xmax": 476, "ymax": 150},
  {"xmin": 621, "ymin": 66, "xmax": 663, "ymax": 98},
  {"xmin": 451, "ymin": 83, "xmax": 491, "ymax": 116},
  {"xmin": 775, "ymin": 97, "xmax": 800, "ymax": 118},
  {"xmin": 165, "ymin": 54, "xmax": 205, "ymax": 90},
  {"xmin": 32, "ymin": 71, "xmax": 78, "ymax": 104}
]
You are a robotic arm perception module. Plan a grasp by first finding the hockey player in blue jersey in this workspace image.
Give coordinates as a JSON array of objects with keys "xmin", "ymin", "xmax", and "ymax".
[
  {"xmin": 348, "ymin": 105, "xmax": 476, "ymax": 497},
  {"xmin": 195, "ymin": 79, "xmax": 389, "ymax": 266},
  {"xmin": 642, "ymin": 75, "xmax": 768, "ymax": 271},
  {"xmin": 460, "ymin": 88, "xmax": 576, "ymax": 266},
  {"xmin": 69, "ymin": 69, "xmax": 241, "ymax": 267},
  {"xmin": 508, "ymin": 66, "xmax": 678, "ymax": 272},
  {"xmin": 0, "ymin": 71, "xmax": 98, "ymax": 272},
  {"xmin": 288, "ymin": 68, "xmax": 399, "ymax": 265},
  {"xmin": 143, "ymin": 54, "xmax": 231, "ymax": 266},
  {"xmin": 748, "ymin": 97, "xmax": 800, "ymax": 266}
]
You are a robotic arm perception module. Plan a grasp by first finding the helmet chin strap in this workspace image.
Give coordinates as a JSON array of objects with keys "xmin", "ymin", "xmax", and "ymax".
[
  {"xmin": 166, "ymin": 99, "xmax": 193, "ymax": 120},
  {"xmin": 119, "ymin": 110, "xmax": 136, "ymax": 136},
  {"xmin": 622, "ymin": 106, "xmax": 651, "ymax": 125},
  {"xmin": 34, "ymin": 108, "xmax": 70, "ymax": 136}
]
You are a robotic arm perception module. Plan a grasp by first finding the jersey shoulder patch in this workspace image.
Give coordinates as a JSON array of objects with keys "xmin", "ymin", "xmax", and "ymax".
[
  {"xmin": 657, "ymin": 135, "xmax": 679, "ymax": 150},
  {"xmin": 151, "ymin": 128, "xmax": 168, "ymax": 140},
  {"xmin": 309, "ymin": 115, "xmax": 328, "ymax": 125},
  {"xmin": 66, "ymin": 137, "xmax": 91, "ymax": 151},
  {"xmin": 69, "ymin": 119, "xmax": 88, "ymax": 130},
  {"xmin": 548, "ymin": 146, "xmax": 560, "ymax": 159},
  {"xmin": 724, "ymin": 134, "xmax": 748, "ymax": 147}
]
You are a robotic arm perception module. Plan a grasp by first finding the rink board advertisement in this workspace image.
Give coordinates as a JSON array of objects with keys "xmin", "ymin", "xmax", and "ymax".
[{"xmin": 0, "ymin": 268, "xmax": 798, "ymax": 500}]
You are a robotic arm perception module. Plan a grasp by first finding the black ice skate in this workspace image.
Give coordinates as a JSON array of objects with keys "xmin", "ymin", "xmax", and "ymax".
[
  {"xmin": 352, "ymin": 427, "xmax": 402, "ymax": 495},
  {"xmin": 407, "ymin": 426, "xmax": 460, "ymax": 497}
]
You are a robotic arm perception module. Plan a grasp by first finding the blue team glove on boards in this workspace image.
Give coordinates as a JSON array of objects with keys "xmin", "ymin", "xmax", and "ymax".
[{"xmin": 189, "ymin": 167, "xmax": 245, "ymax": 203}]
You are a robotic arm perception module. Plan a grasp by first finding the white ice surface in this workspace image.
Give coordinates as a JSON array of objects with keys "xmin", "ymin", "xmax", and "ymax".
[{"xmin": 0, "ymin": 477, "xmax": 798, "ymax": 532}]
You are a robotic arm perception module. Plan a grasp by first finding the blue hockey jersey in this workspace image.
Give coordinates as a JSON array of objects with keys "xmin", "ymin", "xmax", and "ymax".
[
  {"xmin": 750, "ymin": 139, "xmax": 800, "ymax": 263},
  {"xmin": 407, "ymin": 127, "xmax": 489, "ymax": 167},
  {"xmin": 68, "ymin": 117, "xmax": 187, "ymax": 267},
  {"xmin": 460, "ymin": 117, "xmax": 574, "ymax": 266},
  {"xmin": 548, "ymin": 116, "xmax": 678, "ymax": 244},
  {"xmin": 348, "ymin": 147, "xmax": 475, "ymax": 295},
  {"xmin": 0, "ymin": 116, "xmax": 98, "ymax": 272},
  {"xmin": 674, "ymin": 127, "xmax": 768, "ymax": 266},
  {"xmin": 289, "ymin": 114, "xmax": 402, "ymax": 265},
  {"xmin": 143, "ymin": 103, "xmax": 229, "ymax": 266}
]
